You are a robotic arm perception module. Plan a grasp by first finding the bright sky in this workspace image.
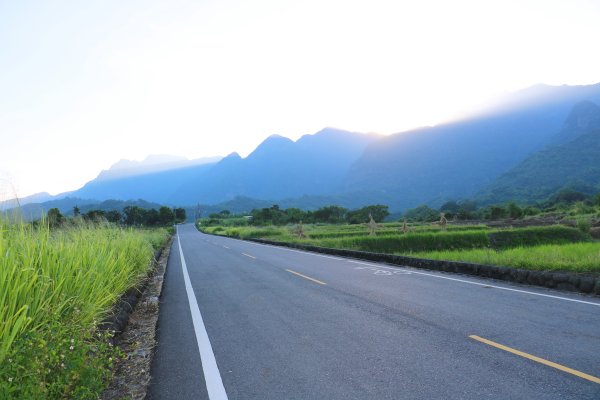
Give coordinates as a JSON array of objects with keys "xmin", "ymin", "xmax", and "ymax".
[{"xmin": 1, "ymin": 0, "xmax": 600, "ymax": 199}]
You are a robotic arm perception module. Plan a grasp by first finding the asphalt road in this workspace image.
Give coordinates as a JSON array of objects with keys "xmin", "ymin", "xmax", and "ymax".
[{"xmin": 147, "ymin": 223, "xmax": 600, "ymax": 399}]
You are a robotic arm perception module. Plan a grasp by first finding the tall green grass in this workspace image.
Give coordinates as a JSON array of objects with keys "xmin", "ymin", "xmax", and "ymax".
[
  {"xmin": 407, "ymin": 242, "xmax": 600, "ymax": 273},
  {"xmin": 0, "ymin": 217, "xmax": 169, "ymax": 398},
  {"xmin": 317, "ymin": 230, "xmax": 490, "ymax": 253}
]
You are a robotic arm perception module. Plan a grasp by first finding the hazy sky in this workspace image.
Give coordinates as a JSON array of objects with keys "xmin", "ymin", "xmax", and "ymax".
[{"xmin": 1, "ymin": 0, "xmax": 600, "ymax": 199}]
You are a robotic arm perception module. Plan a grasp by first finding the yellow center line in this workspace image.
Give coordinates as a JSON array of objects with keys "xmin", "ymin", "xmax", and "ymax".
[
  {"xmin": 242, "ymin": 253, "xmax": 256, "ymax": 259},
  {"xmin": 469, "ymin": 335, "xmax": 600, "ymax": 384},
  {"xmin": 285, "ymin": 269, "xmax": 327, "ymax": 285}
]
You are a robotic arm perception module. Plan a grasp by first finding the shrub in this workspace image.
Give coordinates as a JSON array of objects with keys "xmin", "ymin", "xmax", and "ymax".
[
  {"xmin": 507, "ymin": 202, "xmax": 523, "ymax": 219},
  {"xmin": 576, "ymin": 217, "xmax": 591, "ymax": 234},
  {"xmin": 487, "ymin": 205, "xmax": 507, "ymax": 220}
]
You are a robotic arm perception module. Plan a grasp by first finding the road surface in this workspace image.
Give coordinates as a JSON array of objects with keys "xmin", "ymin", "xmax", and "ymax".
[{"xmin": 148, "ymin": 223, "xmax": 600, "ymax": 399}]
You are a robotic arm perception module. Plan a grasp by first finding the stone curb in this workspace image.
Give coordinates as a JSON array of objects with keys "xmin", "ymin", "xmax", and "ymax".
[{"xmin": 241, "ymin": 237, "xmax": 600, "ymax": 296}]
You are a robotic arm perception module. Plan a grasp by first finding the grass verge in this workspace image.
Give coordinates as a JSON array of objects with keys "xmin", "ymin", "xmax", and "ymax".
[
  {"xmin": 0, "ymin": 218, "xmax": 169, "ymax": 399},
  {"xmin": 405, "ymin": 242, "xmax": 600, "ymax": 273}
]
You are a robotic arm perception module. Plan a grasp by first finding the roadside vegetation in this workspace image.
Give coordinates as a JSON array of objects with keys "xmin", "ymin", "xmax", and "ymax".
[
  {"xmin": 410, "ymin": 242, "xmax": 600, "ymax": 273},
  {"xmin": 0, "ymin": 215, "xmax": 170, "ymax": 398},
  {"xmin": 47, "ymin": 205, "xmax": 187, "ymax": 228},
  {"xmin": 199, "ymin": 189, "xmax": 600, "ymax": 273}
]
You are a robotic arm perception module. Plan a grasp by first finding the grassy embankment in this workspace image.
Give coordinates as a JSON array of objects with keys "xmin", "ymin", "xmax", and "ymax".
[
  {"xmin": 0, "ymin": 217, "xmax": 170, "ymax": 399},
  {"xmin": 201, "ymin": 222, "xmax": 599, "ymax": 273}
]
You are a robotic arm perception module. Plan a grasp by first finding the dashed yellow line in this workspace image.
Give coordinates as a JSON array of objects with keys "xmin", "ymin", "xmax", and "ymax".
[
  {"xmin": 469, "ymin": 335, "xmax": 600, "ymax": 384},
  {"xmin": 242, "ymin": 253, "xmax": 256, "ymax": 259},
  {"xmin": 285, "ymin": 269, "xmax": 326, "ymax": 285}
]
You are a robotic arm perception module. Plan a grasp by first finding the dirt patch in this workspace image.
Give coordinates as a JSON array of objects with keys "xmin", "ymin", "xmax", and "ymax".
[{"xmin": 101, "ymin": 236, "xmax": 173, "ymax": 400}]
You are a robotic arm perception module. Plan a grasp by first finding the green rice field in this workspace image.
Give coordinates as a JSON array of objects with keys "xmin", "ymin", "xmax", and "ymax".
[{"xmin": 200, "ymin": 222, "xmax": 599, "ymax": 273}]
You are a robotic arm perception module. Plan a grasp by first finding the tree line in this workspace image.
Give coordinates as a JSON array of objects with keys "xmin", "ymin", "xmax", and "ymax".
[
  {"xmin": 205, "ymin": 204, "xmax": 390, "ymax": 226},
  {"xmin": 404, "ymin": 188, "xmax": 600, "ymax": 222},
  {"xmin": 46, "ymin": 205, "xmax": 186, "ymax": 228},
  {"xmin": 202, "ymin": 187, "xmax": 600, "ymax": 226}
]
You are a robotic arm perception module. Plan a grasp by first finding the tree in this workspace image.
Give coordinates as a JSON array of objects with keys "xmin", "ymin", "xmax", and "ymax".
[
  {"xmin": 402, "ymin": 205, "xmax": 439, "ymax": 222},
  {"xmin": 487, "ymin": 205, "xmax": 507, "ymax": 220},
  {"xmin": 507, "ymin": 202, "xmax": 523, "ymax": 219},
  {"xmin": 73, "ymin": 205, "xmax": 80, "ymax": 217},
  {"xmin": 84, "ymin": 209, "xmax": 106, "ymax": 222},
  {"xmin": 313, "ymin": 205, "xmax": 347, "ymax": 224},
  {"xmin": 158, "ymin": 206, "xmax": 175, "ymax": 226},
  {"xmin": 285, "ymin": 208, "xmax": 307, "ymax": 224},
  {"xmin": 146, "ymin": 208, "xmax": 160, "ymax": 226},
  {"xmin": 455, "ymin": 200, "xmax": 477, "ymax": 220},
  {"xmin": 346, "ymin": 205, "xmax": 389, "ymax": 224},
  {"xmin": 105, "ymin": 210, "xmax": 122, "ymax": 224},
  {"xmin": 47, "ymin": 208, "xmax": 64, "ymax": 228},
  {"xmin": 250, "ymin": 205, "xmax": 286, "ymax": 225},
  {"xmin": 440, "ymin": 201, "xmax": 460, "ymax": 214},
  {"xmin": 175, "ymin": 208, "xmax": 186, "ymax": 223},
  {"xmin": 124, "ymin": 206, "xmax": 144, "ymax": 226}
]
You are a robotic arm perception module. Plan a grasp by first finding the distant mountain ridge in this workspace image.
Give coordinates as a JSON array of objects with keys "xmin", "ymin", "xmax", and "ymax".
[
  {"xmin": 56, "ymin": 127, "xmax": 380, "ymax": 206},
  {"xmin": 170, "ymin": 128, "xmax": 382, "ymax": 204},
  {"xmin": 73, "ymin": 155, "xmax": 221, "ymax": 203},
  {"xmin": 340, "ymin": 83, "xmax": 600, "ymax": 209},
  {"xmin": 7, "ymin": 82, "xmax": 600, "ymax": 216},
  {"xmin": 476, "ymin": 101, "xmax": 600, "ymax": 204}
]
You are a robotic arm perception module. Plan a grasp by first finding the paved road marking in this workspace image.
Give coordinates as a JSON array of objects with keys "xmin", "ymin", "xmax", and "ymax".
[
  {"xmin": 210, "ymin": 235, "xmax": 600, "ymax": 307},
  {"xmin": 241, "ymin": 240, "xmax": 344, "ymax": 261},
  {"xmin": 469, "ymin": 335, "xmax": 600, "ymax": 384},
  {"xmin": 286, "ymin": 269, "xmax": 327, "ymax": 285},
  {"xmin": 353, "ymin": 266, "xmax": 412, "ymax": 275},
  {"xmin": 242, "ymin": 253, "xmax": 256, "ymax": 259},
  {"xmin": 177, "ymin": 229, "xmax": 229, "ymax": 400},
  {"xmin": 348, "ymin": 261, "xmax": 600, "ymax": 307},
  {"xmin": 222, "ymin": 245, "xmax": 230, "ymax": 249}
]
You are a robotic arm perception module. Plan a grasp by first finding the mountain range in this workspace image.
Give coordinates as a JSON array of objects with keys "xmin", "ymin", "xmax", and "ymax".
[
  {"xmin": 476, "ymin": 100, "xmax": 600, "ymax": 204},
  {"xmin": 5, "ymin": 82, "xmax": 600, "ymax": 218}
]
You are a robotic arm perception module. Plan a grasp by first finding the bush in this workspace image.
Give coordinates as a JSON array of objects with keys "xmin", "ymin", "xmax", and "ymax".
[
  {"xmin": 507, "ymin": 202, "xmax": 523, "ymax": 219},
  {"xmin": 487, "ymin": 205, "xmax": 507, "ymax": 220},
  {"xmin": 226, "ymin": 228, "xmax": 240, "ymax": 238},
  {"xmin": 576, "ymin": 217, "xmax": 591, "ymax": 234},
  {"xmin": 523, "ymin": 206, "xmax": 541, "ymax": 216}
]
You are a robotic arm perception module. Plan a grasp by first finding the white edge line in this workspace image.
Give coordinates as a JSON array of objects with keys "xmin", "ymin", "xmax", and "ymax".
[
  {"xmin": 177, "ymin": 228, "xmax": 229, "ymax": 400},
  {"xmin": 348, "ymin": 261, "xmax": 600, "ymax": 307},
  {"xmin": 246, "ymin": 240, "xmax": 345, "ymax": 261},
  {"xmin": 212, "ymin": 234, "xmax": 600, "ymax": 308}
]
